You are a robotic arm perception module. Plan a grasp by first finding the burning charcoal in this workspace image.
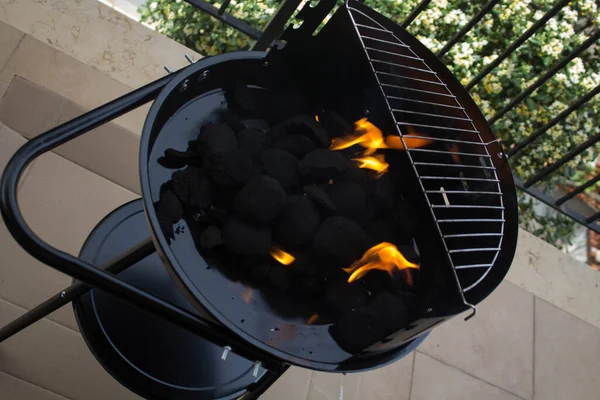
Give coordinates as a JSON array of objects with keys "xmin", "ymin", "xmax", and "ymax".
[
  {"xmin": 260, "ymin": 149, "xmax": 299, "ymax": 193},
  {"xmin": 370, "ymin": 292, "xmax": 408, "ymax": 333},
  {"xmin": 331, "ymin": 307, "xmax": 386, "ymax": 353},
  {"xmin": 302, "ymin": 185, "xmax": 336, "ymax": 212},
  {"xmin": 192, "ymin": 123, "xmax": 238, "ymax": 156},
  {"xmin": 274, "ymin": 195, "xmax": 321, "ymax": 248},
  {"xmin": 372, "ymin": 174, "xmax": 395, "ymax": 213},
  {"xmin": 172, "ymin": 167, "xmax": 212, "ymax": 209},
  {"xmin": 234, "ymin": 175, "xmax": 286, "ymax": 225},
  {"xmin": 393, "ymin": 200, "xmax": 419, "ymax": 237},
  {"xmin": 223, "ymin": 216, "xmax": 271, "ymax": 256},
  {"xmin": 325, "ymin": 280, "xmax": 368, "ymax": 314},
  {"xmin": 227, "ymin": 80, "xmax": 257, "ymax": 112},
  {"xmin": 325, "ymin": 182, "xmax": 365, "ymax": 220},
  {"xmin": 158, "ymin": 148, "xmax": 194, "ymax": 169},
  {"xmin": 273, "ymin": 134, "xmax": 316, "ymax": 157},
  {"xmin": 298, "ymin": 149, "xmax": 349, "ymax": 183},
  {"xmin": 159, "ymin": 188, "xmax": 183, "ymax": 222},
  {"xmin": 199, "ymin": 225, "xmax": 223, "ymax": 249},
  {"xmin": 313, "ymin": 216, "xmax": 371, "ymax": 265},
  {"xmin": 318, "ymin": 110, "xmax": 352, "ymax": 138},
  {"xmin": 237, "ymin": 128, "xmax": 268, "ymax": 158},
  {"xmin": 269, "ymin": 267, "xmax": 291, "ymax": 291},
  {"xmin": 365, "ymin": 219, "xmax": 394, "ymax": 243},
  {"xmin": 204, "ymin": 151, "xmax": 253, "ymax": 187},
  {"xmin": 251, "ymin": 263, "xmax": 271, "ymax": 281}
]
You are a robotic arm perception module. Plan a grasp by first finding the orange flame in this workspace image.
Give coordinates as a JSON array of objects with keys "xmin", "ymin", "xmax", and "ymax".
[
  {"xmin": 343, "ymin": 242, "xmax": 418, "ymax": 283},
  {"xmin": 352, "ymin": 154, "xmax": 389, "ymax": 176},
  {"xmin": 330, "ymin": 118, "xmax": 388, "ymax": 155},
  {"xmin": 269, "ymin": 245, "xmax": 295, "ymax": 265},
  {"xmin": 385, "ymin": 134, "xmax": 432, "ymax": 150}
]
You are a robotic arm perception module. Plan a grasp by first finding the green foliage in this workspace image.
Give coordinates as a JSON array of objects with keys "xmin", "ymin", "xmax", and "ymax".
[{"xmin": 139, "ymin": 0, "xmax": 600, "ymax": 248}]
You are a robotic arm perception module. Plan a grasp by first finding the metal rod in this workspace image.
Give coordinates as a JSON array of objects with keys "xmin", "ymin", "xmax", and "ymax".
[
  {"xmin": 436, "ymin": 0, "xmax": 501, "ymax": 58},
  {"xmin": 400, "ymin": 0, "xmax": 431, "ymax": 28},
  {"xmin": 524, "ymin": 132, "xmax": 600, "ymax": 188},
  {"xmin": 184, "ymin": 0, "xmax": 262, "ymax": 39},
  {"xmin": 217, "ymin": 0, "xmax": 231, "ymax": 15},
  {"xmin": 0, "ymin": 238, "xmax": 156, "ymax": 343},
  {"xmin": 555, "ymin": 173, "xmax": 600, "ymax": 206},
  {"xmin": 489, "ymin": 31, "xmax": 600, "ymax": 125},
  {"xmin": 252, "ymin": 0, "xmax": 303, "ymax": 51},
  {"xmin": 508, "ymin": 83, "xmax": 600, "ymax": 157},
  {"xmin": 240, "ymin": 365, "xmax": 290, "ymax": 400},
  {"xmin": 465, "ymin": 0, "xmax": 570, "ymax": 90}
]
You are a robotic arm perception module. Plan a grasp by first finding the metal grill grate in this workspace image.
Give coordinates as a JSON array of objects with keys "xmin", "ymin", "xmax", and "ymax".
[{"xmin": 347, "ymin": 4, "xmax": 506, "ymax": 316}]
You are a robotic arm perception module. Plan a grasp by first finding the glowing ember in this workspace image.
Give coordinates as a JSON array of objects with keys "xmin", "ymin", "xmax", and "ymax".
[
  {"xmin": 306, "ymin": 313, "xmax": 319, "ymax": 325},
  {"xmin": 352, "ymin": 154, "xmax": 389, "ymax": 176},
  {"xmin": 269, "ymin": 245, "xmax": 295, "ymax": 265},
  {"xmin": 343, "ymin": 242, "xmax": 418, "ymax": 283},
  {"xmin": 315, "ymin": 115, "xmax": 320, "ymax": 122}
]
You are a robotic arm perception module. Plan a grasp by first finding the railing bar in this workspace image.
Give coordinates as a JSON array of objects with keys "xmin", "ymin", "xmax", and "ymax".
[
  {"xmin": 414, "ymin": 161, "xmax": 495, "ymax": 169},
  {"xmin": 410, "ymin": 148, "xmax": 491, "ymax": 158},
  {"xmin": 372, "ymin": 59, "xmax": 437, "ymax": 74},
  {"xmin": 398, "ymin": 122, "xmax": 480, "ymax": 134},
  {"xmin": 361, "ymin": 35, "xmax": 410, "ymax": 48},
  {"xmin": 437, "ymin": 0, "xmax": 502, "ymax": 57},
  {"xmin": 524, "ymin": 132, "xmax": 600, "ymax": 188},
  {"xmin": 367, "ymin": 47, "xmax": 424, "ymax": 61},
  {"xmin": 489, "ymin": 30, "xmax": 600, "ymax": 125},
  {"xmin": 184, "ymin": 0, "xmax": 263, "ymax": 40},
  {"xmin": 465, "ymin": 0, "xmax": 571, "ymax": 90},
  {"xmin": 421, "ymin": 176, "xmax": 500, "ymax": 182},
  {"xmin": 386, "ymin": 95, "xmax": 465, "ymax": 109},
  {"xmin": 401, "ymin": 0, "xmax": 432, "ymax": 28},
  {"xmin": 382, "ymin": 83, "xmax": 456, "ymax": 98},
  {"xmin": 377, "ymin": 71, "xmax": 445, "ymax": 86},
  {"xmin": 402, "ymin": 135, "xmax": 485, "ymax": 145},
  {"xmin": 426, "ymin": 190, "xmax": 502, "ymax": 195},
  {"xmin": 585, "ymin": 210, "xmax": 600, "ymax": 223},
  {"xmin": 437, "ymin": 218, "xmax": 505, "ymax": 223},
  {"xmin": 555, "ymin": 173, "xmax": 600, "ymax": 206},
  {"xmin": 444, "ymin": 233, "xmax": 503, "ymax": 238},
  {"xmin": 455, "ymin": 263, "xmax": 494, "ymax": 269},
  {"xmin": 393, "ymin": 109, "xmax": 472, "ymax": 121},
  {"xmin": 508, "ymin": 83, "xmax": 600, "ymax": 157},
  {"xmin": 217, "ymin": 0, "xmax": 231, "ymax": 15},
  {"xmin": 449, "ymin": 247, "xmax": 501, "ymax": 253}
]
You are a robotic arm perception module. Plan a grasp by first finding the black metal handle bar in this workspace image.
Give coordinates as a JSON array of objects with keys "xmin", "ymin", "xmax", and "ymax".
[{"xmin": 0, "ymin": 71, "xmax": 284, "ymax": 372}]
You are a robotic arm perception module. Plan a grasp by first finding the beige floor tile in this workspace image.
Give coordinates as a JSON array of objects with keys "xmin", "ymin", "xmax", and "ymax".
[
  {"xmin": 355, "ymin": 352, "xmax": 414, "ymax": 400},
  {"xmin": 261, "ymin": 366, "xmax": 312, "ymax": 400},
  {"xmin": 0, "ymin": 35, "xmax": 147, "ymax": 135},
  {"xmin": 0, "ymin": 298, "xmax": 141, "ymax": 400},
  {"xmin": 308, "ymin": 372, "xmax": 343, "ymax": 400},
  {"xmin": 0, "ymin": 21, "xmax": 23, "ymax": 71},
  {"xmin": 534, "ymin": 298, "xmax": 600, "ymax": 400},
  {"xmin": 411, "ymin": 353, "xmax": 522, "ymax": 400},
  {"xmin": 0, "ymin": 371, "xmax": 68, "ymax": 400},
  {"xmin": 419, "ymin": 281, "xmax": 534, "ymax": 399}
]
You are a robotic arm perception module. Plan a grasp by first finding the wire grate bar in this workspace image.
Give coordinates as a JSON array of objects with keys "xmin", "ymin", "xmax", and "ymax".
[
  {"xmin": 409, "ymin": 148, "xmax": 491, "ymax": 158},
  {"xmin": 398, "ymin": 122, "xmax": 480, "ymax": 134},
  {"xmin": 393, "ymin": 109, "xmax": 472, "ymax": 121},
  {"xmin": 449, "ymin": 247, "xmax": 501, "ymax": 254},
  {"xmin": 402, "ymin": 135, "xmax": 485, "ymax": 145},
  {"xmin": 426, "ymin": 189, "xmax": 502, "ymax": 195},
  {"xmin": 361, "ymin": 35, "xmax": 410, "ymax": 48},
  {"xmin": 421, "ymin": 176, "xmax": 500, "ymax": 182},
  {"xmin": 414, "ymin": 161, "xmax": 495, "ymax": 170},
  {"xmin": 432, "ymin": 204, "xmax": 505, "ymax": 209},
  {"xmin": 386, "ymin": 95, "xmax": 465, "ymax": 110},
  {"xmin": 382, "ymin": 83, "xmax": 456, "ymax": 98},
  {"xmin": 455, "ymin": 263, "xmax": 494, "ymax": 270},
  {"xmin": 366, "ymin": 46, "xmax": 424, "ymax": 61},
  {"xmin": 371, "ymin": 60, "xmax": 437, "ymax": 75},
  {"xmin": 444, "ymin": 233, "xmax": 503, "ymax": 238},
  {"xmin": 377, "ymin": 71, "xmax": 446, "ymax": 86},
  {"xmin": 355, "ymin": 23, "xmax": 390, "ymax": 33},
  {"xmin": 437, "ymin": 218, "xmax": 505, "ymax": 223}
]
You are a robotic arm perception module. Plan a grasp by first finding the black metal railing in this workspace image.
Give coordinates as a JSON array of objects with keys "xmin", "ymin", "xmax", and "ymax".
[{"xmin": 184, "ymin": 0, "xmax": 600, "ymax": 234}]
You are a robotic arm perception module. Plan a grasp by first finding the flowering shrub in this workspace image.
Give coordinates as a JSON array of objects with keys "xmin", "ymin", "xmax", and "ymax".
[{"xmin": 140, "ymin": 0, "xmax": 600, "ymax": 248}]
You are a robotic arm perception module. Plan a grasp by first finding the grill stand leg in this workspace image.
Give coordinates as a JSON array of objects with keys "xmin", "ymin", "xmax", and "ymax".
[
  {"xmin": 241, "ymin": 365, "xmax": 290, "ymax": 400},
  {"xmin": 0, "ymin": 238, "xmax": 156, "ymax": 343}
]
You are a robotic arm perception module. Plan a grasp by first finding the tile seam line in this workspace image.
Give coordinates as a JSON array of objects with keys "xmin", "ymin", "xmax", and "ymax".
[
  {"xmin": 0, "ymin": 31, "xmax": 25, "ymax": 76},
  {"xmin": 415, "ymin": 351, "xmax": 528, "ymax": 400},
  {"xmin": 0, "ymin": 371, "xmax": 72, "ymax": 400}
]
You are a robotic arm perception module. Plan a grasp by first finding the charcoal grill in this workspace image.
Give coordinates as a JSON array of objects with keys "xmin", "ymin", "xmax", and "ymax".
[{"xmin": 0, "ymin": 1, "xmax": 518, "ymax": 399}]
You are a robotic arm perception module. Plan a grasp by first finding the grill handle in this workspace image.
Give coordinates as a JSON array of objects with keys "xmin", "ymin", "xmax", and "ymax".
[{"xmin": 0, "ymin": 72, "xmax": 285, "ymax": 373}]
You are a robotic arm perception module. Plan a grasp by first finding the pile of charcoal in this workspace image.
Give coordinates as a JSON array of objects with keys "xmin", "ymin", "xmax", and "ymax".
[{"xmin": 155, "ymin": 102, "xmax": 421, "ymax": 352}]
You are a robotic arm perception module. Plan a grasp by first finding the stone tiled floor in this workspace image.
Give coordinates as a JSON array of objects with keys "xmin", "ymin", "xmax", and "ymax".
[{"xmin": 1, "ymin": 16, "xmax": 600, "ymax": 400}]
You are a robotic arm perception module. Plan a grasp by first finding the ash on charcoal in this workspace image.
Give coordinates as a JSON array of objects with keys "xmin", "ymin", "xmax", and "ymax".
[
  {"xmin": 172, "ymin": 167, "xmax": 212, "ymax": 209},
  {"xmin": 371, "ymin": 292, "xmax": 408, "ymax": 332},
  {"xmin": 223, "ymin": 216, "xmax": 271, "ymax": 256},
  {"xmin": 298, "ymin": 149, "xmax": 349, "ymax": 183},
  {"xmin": 302, "ymin": 185, "xmax": 336, "ymax": 212},
  {"xmin": 234, "ymin": 175, "xmax": 286, "ymax": 225},
  {"xmin": 158, "ymin": 148, "xmax": 194, "ymax": 169},
  {"xmin": 372, "ymin": 174, "xmax": 395, "ymax": 213},
  {"xmin": 204, "ymin": 150, "xmax": 253, "ymax": 187},
  {"xmin": 273, "ymin": 195, "xmax": 321, "ymax": 248},
  {"xmin": 273, "ymin": 134, "xmax": 316, "ymax": 157},
  {"xmin": 325, "ymin": 182, "xmax": 365, "ymax": 220},
  {"xmin": 251, "ymin": 263, "xmax": 271, "ymax": 281},
  {"xmin": 393, "ymin": 199, "xmax": 419, "ymax": 237},
  {"xmin": 313, "ymin": 216, "xmax": 371, "ymax": 265},
  {"xmin": 331, "ymin": 307, "xmax": 386, "ymax": 353},
  {"xmin": 199, "ymin": 225, "xmax": 223, "ymax": 249},
  {"xmin": 237, "ymin": 128, "xmax": 268, "ymax": 158},
  {"xmin": 159, "ymin": 188, "xmax": 183, "ymax": 222},
  {"xmin": 269, "ymin": 267, "xmax": 291, "ymax": 291},
  {"xmin": 192, "ymin": 123, "xmax": 238, "ymax": 156},
  {"xmin": 260, "ymin": 149, "xmax": 299, "ymax": 193},
  {"xmin": 324, "ymin": 280, "xmax": 368, "ymax": 314},
  {"xmin": 318, "ymin": 110, "xmax": 352, "ymax": 138}
]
